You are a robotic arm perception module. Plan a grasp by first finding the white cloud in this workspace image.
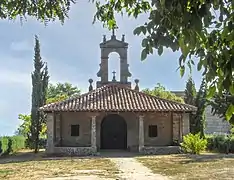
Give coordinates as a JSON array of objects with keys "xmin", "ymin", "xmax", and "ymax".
[
  {"xmin": 0, "ymin": 69, "xmax": 31, "ymax": 87},
  {"xmin": 0, "ymin": 66, "xmax": 88, "ymax": 93},
  {"xmin": 10, "ymin": 40, "xmax": 33, "ymax": 52},
  {"xmin": 0, "ymin": 53, "xmax": 88, "ymax": 91}
]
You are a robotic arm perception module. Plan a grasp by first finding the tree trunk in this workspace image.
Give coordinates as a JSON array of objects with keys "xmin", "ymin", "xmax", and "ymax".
[{"xmin": 34, "ymin": 131, "xmax": 39, "ymax": 153}]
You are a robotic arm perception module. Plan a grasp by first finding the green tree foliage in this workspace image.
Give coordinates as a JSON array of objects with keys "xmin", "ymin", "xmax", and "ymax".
[
  {"xmin": 16, "ymin": 114, "xmax": 31, "ymax": 137},
  {"xmin": 31, "ymin": 35, "xmax": 49, "ymax": 153},
  {"xmin": 0, "ymin": 0, "xmax": 75, "ymax": 23},
  {"xmin": 142, "ymin": 83, "xmax": 184, "ymax": 103},
  {"xmin": 209, "ymin": 92, "xmax": 234, "ymax": 125},
  {"xmin": 16, "ymin": 82, "xmax": 81, "ymax": 145},
  {"xmin": 16, "ymin": 114, "xmax": 46, "ymax": 138},
  {"xmin": 93, "ymin": 0, "xmax": 234, "ymax": 120},
  {"xmin": 46, "ymin": 82, "xmax": 80, "ymax": 104}
]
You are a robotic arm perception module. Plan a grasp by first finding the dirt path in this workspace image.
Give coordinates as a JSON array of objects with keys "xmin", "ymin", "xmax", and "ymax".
[
  {"xmin": 43, "ymin": 175, "xmax": 114, "ymax": 180},
  {"xmin": 110, "ymin": 157, "xmax": 169, "ymax": 180}
]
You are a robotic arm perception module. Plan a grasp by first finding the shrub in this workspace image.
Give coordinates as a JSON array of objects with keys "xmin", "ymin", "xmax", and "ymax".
[
  {"xmin": 0, "ymin": 136, "xmax": 10, "ymax": 155},
  {"xmin": 0, "ymin": 140, "xmax": 2, "ymax": 154},
  {"xmin": 6, "ymin": 138, "xmax": 13, "ymax": 154},
  {"xmin": 230, "ymin": 136, "xmax": 234, "ymax": 153},
  {"xmin": 0, "ymin": 136, "xmax": 25, "ymax": 156},
  {"xmin": 10, "ymin": 136, "xmax": 25, "ymax": 152},
  {"xmin": 181, "ymin": 133, "xmax": 207, "ymax": 154},
  {"xmin": 206, "ymin": 134, "xmax": 234, "ymax": 153}
]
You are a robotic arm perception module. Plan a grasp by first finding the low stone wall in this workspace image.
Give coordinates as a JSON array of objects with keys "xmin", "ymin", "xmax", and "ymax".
[
  {"xmin": 48, "ymin": 147, "xmax": 97, "ymax": 156},
  {"xmin": 140, "ymin": 146, "xmax": 181, "ymax": 155}
]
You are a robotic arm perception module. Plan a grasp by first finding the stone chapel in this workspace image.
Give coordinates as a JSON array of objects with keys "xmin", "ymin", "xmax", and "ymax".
[{"xmin": 40, "ymin": 31, "xmax": 197, "ymax": 155}]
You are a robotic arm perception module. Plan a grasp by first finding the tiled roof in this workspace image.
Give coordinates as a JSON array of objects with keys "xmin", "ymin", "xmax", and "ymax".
[{"xmin": 39, "ymin": 83, "xmax": 197, "ymax": 112}]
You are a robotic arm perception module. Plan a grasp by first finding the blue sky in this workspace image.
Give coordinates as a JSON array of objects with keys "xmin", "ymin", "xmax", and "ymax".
[{"xmin": 0, "ymin": 1, "xmax": 202, "ymax": 136}]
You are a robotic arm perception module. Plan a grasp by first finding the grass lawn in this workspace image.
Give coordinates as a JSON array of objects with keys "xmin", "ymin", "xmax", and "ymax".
[
  {"xmin": 136, "ymin": 153, "xmax": 234, "ymax": 180},
  {"xmin": 0, "ymin": 150, "xmax": 119, "ymax": 180}
]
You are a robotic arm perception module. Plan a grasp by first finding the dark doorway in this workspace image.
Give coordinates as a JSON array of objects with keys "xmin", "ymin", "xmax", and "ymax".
[{"xmin": 101, "ymin": 114, "xmax": 127, "ymax": 150}]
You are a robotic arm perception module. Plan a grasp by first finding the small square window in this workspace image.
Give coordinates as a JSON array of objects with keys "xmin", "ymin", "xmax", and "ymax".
[
  {"xmin": 71, "ymin": 125, "xmax": 80, "ymax": 136},
  {"xmin": 148, "ymin": 125, "xmax": 158, "ymax": 137}
]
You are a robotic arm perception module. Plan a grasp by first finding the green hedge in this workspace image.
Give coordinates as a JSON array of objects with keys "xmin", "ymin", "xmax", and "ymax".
[
  {"xmin": 206, "ymin": 134, "xmax": 234, "ymax": 153},
  {"xmin": 0, "ymin": 136, "xmax": 25, "ymax": 156}
]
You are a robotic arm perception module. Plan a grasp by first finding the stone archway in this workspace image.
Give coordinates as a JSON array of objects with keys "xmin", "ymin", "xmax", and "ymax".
[{"xmin": 101, "ymin": 114, "xmax": 127, "ymax": 150}]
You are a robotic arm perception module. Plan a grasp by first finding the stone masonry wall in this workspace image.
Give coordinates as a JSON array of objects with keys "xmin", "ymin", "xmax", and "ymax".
[
  {"xmin": 182, "ymin": 113, "xmax": 190, "ymax": 136},
  {"xmin": 144, "ymin": 113, "xmax": 172, "ymax": 146},
  {"xmin": 141, "ymin": 146, "xmax": 181, "ymax": 155},
  {"xmin": 172, "ymin": 113, "xmax": 181, "ymax": 144},
  {"xmin": 46, "ymin": 113, "xmax": 54, "ymax": 153},
  {"xmin": 60, "ymin": 112, "xmax": 91, "ymax": 147},
  {"xmin": 53, "ymin": 147, "xmax": 97, "ymax": 156},
  {"xmin": 55, "ymin": 113, "xmax": 61, "ymax": 146},
  {"xmin": 46, "ymin": 111, "xmax": 178, "ymax": 155},
  {"xmin": 205, "ymin": 105, "xmax": 231, "ymax": 134}
]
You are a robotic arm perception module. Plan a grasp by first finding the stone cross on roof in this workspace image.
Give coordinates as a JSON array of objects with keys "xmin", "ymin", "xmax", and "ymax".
[
  {"xmin": 112, "ymin": 70, "xmax": 117, "ymax": 82},
  {"xmin": 111, "ymin": 26, "xmax": 118, "ymax": 39}
]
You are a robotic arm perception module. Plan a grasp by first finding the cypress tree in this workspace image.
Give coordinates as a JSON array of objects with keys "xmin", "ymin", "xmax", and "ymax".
[
  {"xmin": 184, "ymin": 76, "xmax": 197, "ymax": 133},
  {"xmin": 194, "ymin": 78, "xmax": 207, "ymax": 137},
  {"xmin": 31, "ymin": 35, "xmax": 49, "ymax": 153}
]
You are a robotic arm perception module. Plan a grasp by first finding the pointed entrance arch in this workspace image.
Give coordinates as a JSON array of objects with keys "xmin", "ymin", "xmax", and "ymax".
[{"xmin": 101, "ymin": 114, "xmax": 127, "ymax": 150}]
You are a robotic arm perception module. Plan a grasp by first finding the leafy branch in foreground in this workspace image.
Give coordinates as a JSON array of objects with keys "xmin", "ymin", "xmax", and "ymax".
[
  {"xmin": 0, "ymin": 0, "xmax": 76, "ymax": 23},
  {"xmin": 93, "ymin": 0, "xmax": 234, "ymax": 120},
  {"xmin": 210, "ymin": 92, "xmax": 234, "ymax": 125},
  {"xmin": 1, "ymin": 0, "xmax": 233, "ymax": 120}
]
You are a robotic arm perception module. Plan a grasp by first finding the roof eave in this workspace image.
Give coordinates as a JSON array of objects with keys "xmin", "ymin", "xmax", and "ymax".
[{"xmin": 39, "ymin": 108, "xmax": 196, "ymax": 113}]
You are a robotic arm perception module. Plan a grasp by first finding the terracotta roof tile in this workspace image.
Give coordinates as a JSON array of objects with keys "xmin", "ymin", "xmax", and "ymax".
[{"xmin": 39, "ymin": 83, "xmax": 197, "ymax": 112}]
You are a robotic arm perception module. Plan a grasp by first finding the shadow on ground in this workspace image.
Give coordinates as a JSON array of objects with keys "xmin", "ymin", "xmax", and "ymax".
[
  {"xmin": 0, "ymin": 150, "xmax": 143, "ymax": 164},
  {"xmin": 178, "ymin": 153, "xmax": 234, "ymax": 164},
  {"xmin": 0, "ymin": 150, "xmax": 233, "ymax": 165}
]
